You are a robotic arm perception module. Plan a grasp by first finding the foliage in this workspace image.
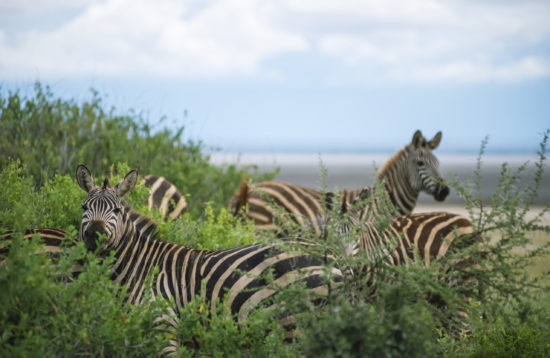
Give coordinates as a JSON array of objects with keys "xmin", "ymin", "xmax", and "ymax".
[
  {"xmin": 176, "ymin": 204, "xmax": 259, "ymax": 250},
  {"xmin": 300, "ymin": 294, "xmax": 438, "ymax": 358},
  {"xmin": 0, "ymin": 160, "xmax": 40, "ymax": 231},
  {"xmin": 0, "ymin": 233, "xmax": 166, "ymax": 357},
  {"xmin": 175, "ymin": 293, "xmax": 294, "ymax": 357},
  {"xmin": 0, "ymin": 82, "xmax": 276, "ymax": 217}
]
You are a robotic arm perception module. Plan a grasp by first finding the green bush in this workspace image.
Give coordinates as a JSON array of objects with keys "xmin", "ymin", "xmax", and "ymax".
[
  {"xmin": 0, "ymin": 160, "xmax": 40, "ymax": 231},
  {"xmin": 175, "ymin": 293, "xmax": 294, "ymax": 357},
  {"xmin": 0, "ymin": 233, "xmax": 166, "ymax": 357},
  {"xmin": 0, "ymin": 82, "xmax": 276, "ymax": 217}
]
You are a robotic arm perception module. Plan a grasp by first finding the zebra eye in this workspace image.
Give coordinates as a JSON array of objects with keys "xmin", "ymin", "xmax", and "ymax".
[
  {"xmin": 416, "ymin": 160, "xmax": 425, "ymax": 166},
  {"xmin": 113, "ymin": 207, "xmax": 122, "ymax": 215},
  {"xmin": 81, "ymin": 204, "xmax": 88, "ymax": 210}
]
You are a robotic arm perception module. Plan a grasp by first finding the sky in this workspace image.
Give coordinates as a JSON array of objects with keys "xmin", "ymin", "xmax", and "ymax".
[{"xmin": 1, "ymin": 0, "xmax": 549, "ymax": 154}]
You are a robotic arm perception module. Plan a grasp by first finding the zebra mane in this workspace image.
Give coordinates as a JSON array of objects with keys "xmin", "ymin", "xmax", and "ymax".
[{"xmin": 376, "ymin": 147, "xmax": 408, "ymax": 179}]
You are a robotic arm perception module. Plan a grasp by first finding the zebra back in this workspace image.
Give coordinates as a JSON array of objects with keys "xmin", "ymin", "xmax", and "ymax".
[
  {"xmin": 350, "ymin": 211, "xmax": 482, "ymax": 338},
  {"xmin": 142, "ymin": 174, "xmax": 187, "ymax": 221},
  {"xmin": 0, "ymin": 228, "xmax": 83, "ymax": 280},
  {"xmin": 352, "ymin": 212, "xmax": 477, "ymax": 264},
  {"xmin": 229, "ymin": 179, "xmax": 325, "ymax": 235}
]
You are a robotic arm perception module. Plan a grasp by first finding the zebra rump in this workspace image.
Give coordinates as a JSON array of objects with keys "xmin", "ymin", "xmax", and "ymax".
[{"xmin": 142, "ymin": 174, "xmax": 188, "ymax": 221}]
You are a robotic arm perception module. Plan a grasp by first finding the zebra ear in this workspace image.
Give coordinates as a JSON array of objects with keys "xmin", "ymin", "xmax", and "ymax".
[
  {"xmin": 115, "ymin": 169, "xmax": 139, "ymax": 197},
  {"xmin": 411, "ymin": 130, "xmax": 424, "ymax": 149},
  {"xmin": 428, "ymin": 131, "xmax": 442, "ymax": 149},
  {"xmin": 76, "ymin": 164, "xmax": 96, "ymax": 193}
]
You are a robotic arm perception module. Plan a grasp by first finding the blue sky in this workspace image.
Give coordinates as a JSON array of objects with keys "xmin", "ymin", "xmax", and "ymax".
[{"xmin": 1, "ymin": 0, "xmax": 549, "ymax": 153}]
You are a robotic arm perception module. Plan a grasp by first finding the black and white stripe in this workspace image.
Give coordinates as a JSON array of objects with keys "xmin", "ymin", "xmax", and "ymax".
[
  {"xmin": 0, "ymin": 227, "xmax": 75, "ymax": 258},
  {"xmin": 142, "ymin": 174, "xmax": 187, "ymax": 221},
  {"xmin": 346, "ymin": 211, "xmax": 481, "ymax": 337},
  {"xmin": 229, "ymin": 130, "xmax": 449, "ymax": 235},
  {"xmin": 0, "ymin": 228, "xmax": 83, "ymax": 281},
  {"xmin": 76, "ymin": 164, "xmax": 342, "ymax": 354}
]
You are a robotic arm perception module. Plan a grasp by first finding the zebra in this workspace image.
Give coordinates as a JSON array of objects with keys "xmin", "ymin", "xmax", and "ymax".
[
  {"xmin": 76, "ymin": 164, "xmax": 343, "ymax": 354},
  {"xmin": 228, "ymin": 130, "xmax": 449, "ymax": 236},
  {"xmin": 0, "ymin": 228, "xmax": 74, "ymax": 258},
  {"xmin": 0, "ymin": 228, "xmax": 83, "ymax": 281},
  {"xmin": 142, "ymin": 174, "xmax": 188, "ymax": 221},
  {"xmin": 343, "ymin": 211, "xmax": 482, "ymax": 338}
]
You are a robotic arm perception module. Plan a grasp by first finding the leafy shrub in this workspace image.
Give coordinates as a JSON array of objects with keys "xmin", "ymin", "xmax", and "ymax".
[
  {"xmin": 0, "ymin": 82, "xmax": 276, "ymax": 217},
  {"xmin": 0, "ymin": 160, "xmax": 40, "ymax": 231},
  {"xmin": 0, "ymin": 234, "xmax": 166, "ymax": 357},
  {"xmin": 176, "ymin": 204, "xmax": 259, "ymax": 250},
  {"xmin": 176, "ymin": 293, "xmax": 293, "ymax": 357}
]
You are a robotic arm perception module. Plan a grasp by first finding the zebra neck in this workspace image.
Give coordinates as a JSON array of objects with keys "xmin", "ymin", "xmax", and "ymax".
[
  {"xmin": 376, "ymin": 148, "xmax": 418, "ymax": 216},
  {"xmin": 109, "ymin": 210, "xmax": 187, "ymax": 297},
  {"xmin": 122, "ymin": 205, "xmax": 159, "ymax": 238}
]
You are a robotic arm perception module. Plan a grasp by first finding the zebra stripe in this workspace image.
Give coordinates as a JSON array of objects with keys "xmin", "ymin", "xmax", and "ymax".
[
  {"xmin": 142, "ymin": 174, "xmax": 187, "ymax": 221},
  {"xmin": 0, "ymin": 228, "xmax": 74, "ymax": 257},
  {"xmin": 347, "ymin": 211, "xmax": 481, "ymax": 337},
  {"xmin": 0, "ymin": 228, "xmax": 83, "ymax": 280},
  {"xmin": 76, "ymin": 164, "xmax": 342, "ymax": 353},
  {"xmin": 348, "ymin": 212, "xmax": 477, "ymax": 263},
  {"xmin": 229, "ymin": 130, "xmax": 449, "ymax": 235}
]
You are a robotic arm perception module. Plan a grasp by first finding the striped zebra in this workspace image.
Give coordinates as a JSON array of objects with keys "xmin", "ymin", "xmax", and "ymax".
[
  {"xmin": 345, "ymin": 211, "xmax": 482, "ymax": 337},
  {"xmin": 228, "ymin": 130, "xmax": 449, "ymax": 236},
  {"xmin": 142, "ymin": 174, "xmax": 188, "ymax": 220},
  {"xmin": 0, "ymin": 228, "xmax": 83, "ymax": 281},
  {"xmin": 0, "ymin": 228, "xmax": 74, "ymax": 258},
  {"xmin": 76, "ymin": 164, "xmax": 343, "ymax": 354}
]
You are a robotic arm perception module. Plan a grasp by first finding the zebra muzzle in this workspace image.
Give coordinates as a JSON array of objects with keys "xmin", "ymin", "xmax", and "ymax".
[
  {"xmin": 434, "ymin": 185, "xmax": 450, "ymax": 202},
  {"xmin": 83, "ymin": 221, "xmax": 107, "ymax": 251}
]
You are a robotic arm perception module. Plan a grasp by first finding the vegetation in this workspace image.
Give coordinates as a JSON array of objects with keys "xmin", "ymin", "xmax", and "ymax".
[
  {"xmin": 1, "ymin": 84, "xmax": 549, "ymax": 357},
  {"xmin": 0, "ymin": 83, "xmax": 275, "ymax": 217}
]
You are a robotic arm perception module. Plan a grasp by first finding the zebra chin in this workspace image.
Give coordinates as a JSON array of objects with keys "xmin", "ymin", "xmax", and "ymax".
[
  {"xmin": 83, "ymin": 239, "xmax": 98, "ymax": 252},
  {"xmin": 433, "ymin": 185, "xmax": 450, "ymax": 202}
]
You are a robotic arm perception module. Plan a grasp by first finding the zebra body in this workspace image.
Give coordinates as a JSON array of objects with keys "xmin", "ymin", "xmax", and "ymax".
[
  {"xmin": 229, "ymin": 130, "xmax": 449, "ymax": 235},
  {"xmin": 0, "ymin": 228, "xmax": 83, "ymax": 281},
  {"xmin": 0, "ymin": 228, "xmax": 74, "ymax": 258},
  {"xmin": 76, "ymin": 164, "xmax": 342, "ymax": 353},
  {"xmin": 348, "ymin": 212, "xmax": 477, "ymax": 264},
  {"xmin": 142, "ymin": 174, "xmax": 187, "ymax": 221},
  {"xmin": 347, "ymin": 211, "xmax": 481, "ymax": 337}
]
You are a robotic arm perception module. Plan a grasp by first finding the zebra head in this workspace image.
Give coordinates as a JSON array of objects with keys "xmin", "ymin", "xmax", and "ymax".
[
  {"xmin": 76, "ymin": 164, "xmax": 139, "ymax": 253},
  {"xmin": 406, "ymin": 130, "xmax": 449, "ymax": 202}
]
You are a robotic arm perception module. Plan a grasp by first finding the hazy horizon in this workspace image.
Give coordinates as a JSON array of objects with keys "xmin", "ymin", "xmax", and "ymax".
[{"xmin": 208, "ymin": 151, "xmax": 550, "ymax": 205}]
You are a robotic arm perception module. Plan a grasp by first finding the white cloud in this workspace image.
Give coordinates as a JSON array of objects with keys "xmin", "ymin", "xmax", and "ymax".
[
  {"xmin": 0, "ymin": 0, "xmax": 307, "ymax": 79},
  {"xmin": 407, "ymin": 57, "xmax": 550, "ymax": 83},
  {"xmin": 0, "ymin": 0, "xmax": 549, "ymax": 84},
  {"xmin": 314, "ymin": 1, "xmax": 550, "ymax": 83}
]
